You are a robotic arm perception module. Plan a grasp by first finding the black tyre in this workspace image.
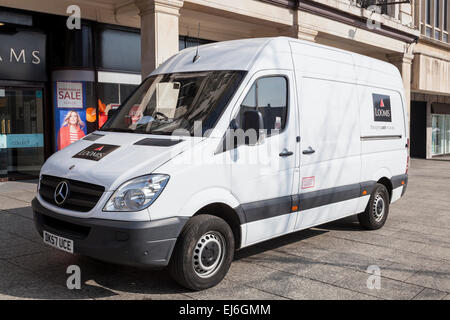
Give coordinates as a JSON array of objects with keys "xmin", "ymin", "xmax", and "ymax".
[
  {"xmin": 358, "ymin": 183, "xmax": 390, "ymax": 230},
  {"xmin": 168, "ymin": 214, "xmax": 235, "ymax": 291}
]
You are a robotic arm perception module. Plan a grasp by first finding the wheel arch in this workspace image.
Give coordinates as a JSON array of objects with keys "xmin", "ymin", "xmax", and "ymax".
[
  {"xmin": 178, "ymin": 188, "xmax": 244, "ymax": 249},
  {"xmin": 377, "ymin": 177, "xmax": 393, "ymax": 201},
  {"xmin": 370, "ymin": 168, "xmax": 393, "ymax": 201},
  {"xmin": 193, "ymin": 203, "xmax": 243, "ymax": 250}
]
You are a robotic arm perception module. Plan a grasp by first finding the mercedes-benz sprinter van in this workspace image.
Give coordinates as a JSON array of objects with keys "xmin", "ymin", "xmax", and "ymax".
[{"xmin": 33, "ymin": 37, "xmax": 409, "ymax": 290}]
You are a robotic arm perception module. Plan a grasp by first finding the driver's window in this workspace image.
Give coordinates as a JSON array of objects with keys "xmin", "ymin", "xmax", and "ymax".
[{"xmin": 236, "ymin": 76, "xmax": 288, "ymax": 136}]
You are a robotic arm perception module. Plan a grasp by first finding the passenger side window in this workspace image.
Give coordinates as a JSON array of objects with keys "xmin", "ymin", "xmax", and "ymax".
[{"xmin": 236, "ymin": 76, "xmax": 288, "ymax": 136}]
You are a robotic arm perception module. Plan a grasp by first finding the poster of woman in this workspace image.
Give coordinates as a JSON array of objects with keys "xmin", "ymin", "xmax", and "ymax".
[{"xmin": 57, "ymin": 110, "xmax": 86, "ymax": 150}]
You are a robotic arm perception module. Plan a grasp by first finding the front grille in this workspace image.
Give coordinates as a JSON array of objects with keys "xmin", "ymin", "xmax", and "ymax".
[{"xmin": 39, "ymin": 175, "xmax": 105, "ymax": 212}]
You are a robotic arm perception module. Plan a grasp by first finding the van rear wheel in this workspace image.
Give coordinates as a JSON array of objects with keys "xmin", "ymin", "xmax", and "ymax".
[
  {"xmin": 358, "ymin": 183, "xmax": 390, "ymax": 230},
  {"xmin": 168, "ymin": 214, "xmax": 234, "ymax": 291}
]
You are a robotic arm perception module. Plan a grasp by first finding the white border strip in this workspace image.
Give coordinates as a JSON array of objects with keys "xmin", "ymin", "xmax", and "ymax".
[{"xmin": 97, "ymin": 71, "xmax": 141, "ymax": 85}]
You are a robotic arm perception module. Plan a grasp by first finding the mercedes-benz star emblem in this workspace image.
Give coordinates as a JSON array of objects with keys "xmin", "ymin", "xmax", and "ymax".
[{"xmin": 54, "ymin": 181, "xmax": 69, "ymax": 205}]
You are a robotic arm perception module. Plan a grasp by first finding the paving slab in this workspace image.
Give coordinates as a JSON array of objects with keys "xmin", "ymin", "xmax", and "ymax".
[
  {"xmin": 0, "ymin": 211, "xmax": 42, "ymax": 243},
  {"xmin": 0, "ymin": 195, "xmax": 29, "ymax": 211},
  {"xmin": 412, "ymin": 288, "xmax": 448, "ymax": 300},
  {"xmin": 187, "ymin": 278, "xmax": 288, "ymax": 300},
  {"xmin": 334, "ymin": 270, "xmax": 424, "ymax": 300},
  {"xmin": 404, "ymin": 263, "xmax": 450, "ymax": 293},
  {"xmin": 4, "ymin": 206, "xmax": 34, "ymax": 220}
]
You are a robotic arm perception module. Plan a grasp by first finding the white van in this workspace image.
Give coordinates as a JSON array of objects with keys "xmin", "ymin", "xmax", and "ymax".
[{"xmin": 33, "ymin": 37, "xmax": 409, "ymax": 290}]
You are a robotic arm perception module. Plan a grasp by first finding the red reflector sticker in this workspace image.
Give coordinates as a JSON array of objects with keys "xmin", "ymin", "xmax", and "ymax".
[{"xmin": 302, "ymin": 177, "xmax": 315, "ymax": 189}]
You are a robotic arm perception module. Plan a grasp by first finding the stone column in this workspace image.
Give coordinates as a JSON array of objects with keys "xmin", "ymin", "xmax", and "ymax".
[
  {"xmin": 387, "ymin": 52, "xmax": 414, "ymax": 130},
  {"xmin": 296, "ymin": 24, "xmax": 319, "ymax": 42},
  {"xmin": 135, "ymin": 0, "xmax": 184, "ymax": 79},
  {"xmin": 281, "ymin": 10, "xmax": 318, "ymax": 42}
]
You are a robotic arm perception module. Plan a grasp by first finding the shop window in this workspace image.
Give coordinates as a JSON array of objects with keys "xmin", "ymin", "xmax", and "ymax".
[
  {"xmin": 0, "ymin": 87, "xmax": 45, "ymax": 179},
  {"xmin": 96, "ymin": 27, "xmax": 141, "ymax": 73},
  {"xmin": 97, "ymin": 81, "xmax": 139, "ymax": 128},
  {"xmin": 435, "ymin": 0, "xmax": 440, "ymax": 27},
  {"xmin": 445, "ymin": 0, "xmax": 448, "ymax": 30}
]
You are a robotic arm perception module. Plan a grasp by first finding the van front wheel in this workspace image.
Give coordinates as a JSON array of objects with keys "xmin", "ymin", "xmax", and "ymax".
[
  {"xmin": 358, "ymin": 183, "xmax": 390, "ymax": 230},
  {"xmin": 168, "ymin": 214, "xmax": 235, "ymax": 291}
]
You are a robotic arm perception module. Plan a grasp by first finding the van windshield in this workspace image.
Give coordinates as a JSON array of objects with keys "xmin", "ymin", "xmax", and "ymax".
[{"xmin": 101, "ymin": 71, "xmax": 245, "ymax": 136}]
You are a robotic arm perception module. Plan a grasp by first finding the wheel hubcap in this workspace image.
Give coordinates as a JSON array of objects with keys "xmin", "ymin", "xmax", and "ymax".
[
  {"xmin": 192, "ymin": 231, "xmax": 226, "ymax": 278},
  {"xmin": 373, "ymin": 194, "xmax": 385, "ymax": 222}
]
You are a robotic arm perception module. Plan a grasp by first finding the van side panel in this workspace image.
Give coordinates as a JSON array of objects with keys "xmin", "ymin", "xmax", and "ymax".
[
  {"xmin": 295, "ymin": 77, "xmax": 361, "ymax": 229},
  {"xmin": 289, "ymin": 41, "xmax": 362, "ymax": 230}
]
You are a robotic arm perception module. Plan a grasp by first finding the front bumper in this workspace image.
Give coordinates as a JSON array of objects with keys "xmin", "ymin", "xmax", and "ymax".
[{"xmin": 32, "ymin": 198, "xmax": 188, "ymax": 268}]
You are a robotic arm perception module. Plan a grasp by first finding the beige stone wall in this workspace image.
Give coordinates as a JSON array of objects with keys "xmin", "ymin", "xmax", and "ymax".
[{"xmin": 412, "ymin": 43, "xmax": 450, "ymax": 96}]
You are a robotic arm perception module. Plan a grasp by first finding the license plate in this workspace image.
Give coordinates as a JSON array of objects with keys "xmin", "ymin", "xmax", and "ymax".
[{"xmin": 43, "ymin": 230, "xmax": 74, "ymax": 254}]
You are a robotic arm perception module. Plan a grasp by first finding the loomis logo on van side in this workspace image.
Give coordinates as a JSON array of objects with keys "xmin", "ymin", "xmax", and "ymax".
[
  {"xmin": 372, "ymin": 94, "xmax": 392, "ymax": 122},
  {"xmin": 73, "ymin": 144, "xmax": 120, "ymax": 161}
]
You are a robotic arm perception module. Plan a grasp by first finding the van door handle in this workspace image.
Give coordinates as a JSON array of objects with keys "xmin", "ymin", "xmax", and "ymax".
[
  {"xmin": 302, "ymin": 147, "xmax": 315, "ymax": 155},
  {"xmin": 279, "ymin": 149, "xmax": 294, "ymax": 157}
]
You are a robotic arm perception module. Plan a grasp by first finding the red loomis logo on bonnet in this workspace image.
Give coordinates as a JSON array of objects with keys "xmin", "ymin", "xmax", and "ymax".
[{"xmin": 73, "ymin": 144, "xmax": 120, "ymax": 161}]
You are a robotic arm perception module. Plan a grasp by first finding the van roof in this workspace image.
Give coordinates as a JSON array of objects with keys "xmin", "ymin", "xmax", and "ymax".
[
  {"xmin": 152, "ymin": 37, "xmax": 274, "ymax": 74},
  {"xmin": 152, "ymin": 37, "xmax": 402, "ymax": 88}
]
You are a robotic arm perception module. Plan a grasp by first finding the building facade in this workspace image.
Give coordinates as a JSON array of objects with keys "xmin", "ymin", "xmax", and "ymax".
[
  {"xmin": 0, "ymin": 0, "xmax": 448, "ymax": 180},
  {"xmin": 411, "ymin": 0, "xmax": 450, "ymax": 158},
  {"xmin": 0, "ymin": 8, "xmax": 143, "ymax": 180}
]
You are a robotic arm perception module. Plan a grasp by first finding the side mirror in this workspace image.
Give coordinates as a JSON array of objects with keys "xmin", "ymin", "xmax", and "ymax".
[
  {"xmin": 243, "ymin": 110, "xmax": 264, "ymax": 145},
  {"xmin": 218, "ymin": 111, "xmax": 264, "ymax": 154}
]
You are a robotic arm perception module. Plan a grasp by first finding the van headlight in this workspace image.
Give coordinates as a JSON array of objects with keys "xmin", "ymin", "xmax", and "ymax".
[{"xmin": 103, "ymin": 174, "xmax": 169, "ymax": 212}]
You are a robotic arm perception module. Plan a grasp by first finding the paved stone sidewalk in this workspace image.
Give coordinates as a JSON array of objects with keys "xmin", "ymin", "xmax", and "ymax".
[{"xmin": 0, "ymin": 158, "xmax": 449, "ymax": 300}]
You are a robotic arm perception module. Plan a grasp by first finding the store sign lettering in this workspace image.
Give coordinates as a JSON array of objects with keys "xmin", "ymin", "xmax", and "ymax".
[
  {"xmin": 58, "ymin": 90, "xmax": 81, "ymax": 101},
  {"xmin": 0, "ymin": 48, "xmax": 41, "ymax": 65},
  {"xmin": 0, "ymin": 31, "xmax": 46, "ymax": 81},
  {"xmin": 57, "ymin": 82, "xmax": 84, "ymax": 109}
]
